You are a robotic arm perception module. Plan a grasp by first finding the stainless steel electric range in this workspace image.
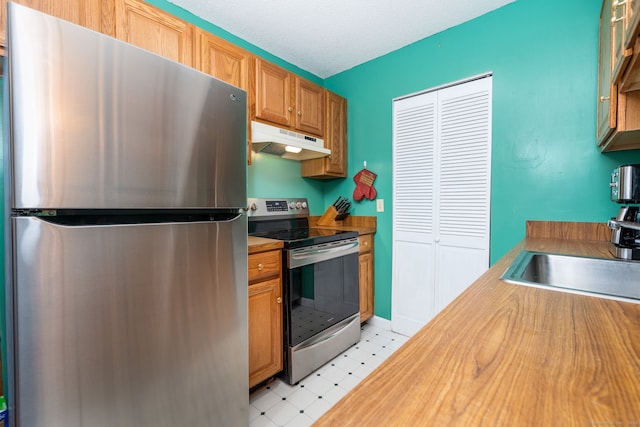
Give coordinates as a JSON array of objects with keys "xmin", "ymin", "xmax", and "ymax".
[{"xmin": 248, "ymin": 198, "xmax": 361, "ymax": 385}]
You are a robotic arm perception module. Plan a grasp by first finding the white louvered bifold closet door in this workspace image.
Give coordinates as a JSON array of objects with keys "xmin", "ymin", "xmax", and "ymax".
[
  {"xmin": 392, "ymin": 92, "xmax": 438, "ymax": 335},
  {"xmin": 392, "ymin": 76, "xmax": 492, "ymax": 337}
]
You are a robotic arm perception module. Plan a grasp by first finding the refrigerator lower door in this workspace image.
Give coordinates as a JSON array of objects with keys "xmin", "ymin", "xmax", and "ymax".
[{"xmin": 10, "ymin": 215, "xmax": 248, "ymax": 427}]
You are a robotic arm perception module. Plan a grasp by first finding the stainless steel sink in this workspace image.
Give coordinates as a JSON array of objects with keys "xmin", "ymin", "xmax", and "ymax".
[{"xmin": 500, "ymin": 250, "xmax": 640, "ymax": 302}]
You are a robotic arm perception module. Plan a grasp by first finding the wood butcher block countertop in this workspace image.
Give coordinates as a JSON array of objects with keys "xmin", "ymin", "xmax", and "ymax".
[
  {"xmin": 247, "ymin": 236, "xmax": 283, "ymax": 254},
  {"xmin": 314, "ymin": 228, "xmax": 640, "ymax": 426}
]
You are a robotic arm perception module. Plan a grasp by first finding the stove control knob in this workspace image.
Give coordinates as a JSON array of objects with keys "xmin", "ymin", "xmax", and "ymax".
[
  {"xmin": 301, "ymin": 201, "xmax": 308, "ymax": 209},
  {"xmin": 289, "ymin": 202, "xmax": 296, "ymax": 209},
  {"xmin": 250, "ymin": 202, "xmax": 257, "ymax": 211},
  {"xmin": 295, "ymin": 202, "xmax": 302, "ymax": 209}
]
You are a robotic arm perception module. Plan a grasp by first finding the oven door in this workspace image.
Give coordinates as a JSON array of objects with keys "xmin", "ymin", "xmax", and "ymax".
[{"xmin": 286, "ymin": 238, "xmax": 360, "ymax": 347}]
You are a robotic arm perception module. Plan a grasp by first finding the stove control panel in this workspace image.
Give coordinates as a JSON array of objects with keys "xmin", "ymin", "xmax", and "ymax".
[{"xmin": 248, "ymin": 198, "xmax": 309, "ymax": 218}]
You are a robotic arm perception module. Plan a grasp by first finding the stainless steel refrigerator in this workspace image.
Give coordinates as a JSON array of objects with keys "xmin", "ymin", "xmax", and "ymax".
[{"xmin": 4, "ymin": 3, "xmax": 248, "ymax": 426}]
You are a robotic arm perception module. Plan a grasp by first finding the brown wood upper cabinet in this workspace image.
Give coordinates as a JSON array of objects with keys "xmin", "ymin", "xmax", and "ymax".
[
  {"xmin": 254, "ymin": 57, "xmax": 324, "ymax": 137},
  {"xmin": 194, "ymin": 28, "xmax": 251, "ymax": 91},
  {"xmin": 597, "ymin": 0, "xmax": 640, "ymax": 151},
  {"xmin": 625, "ymin": 0, "xmax": 640, "ymax": 49},
  {"xmin": 620, "ymin": 0, "xmax": 640, "ymax": 91},
  {"xmin": 194, "ymin": 30, "xmax": 253, "ymax": 164},
  {"xmin": 612, "ymin": 0, "xmax": 634, "ymax": 84},
  {"xmin": 295, "ymin": 77, "xmax": 324, "ymax": 136},
  {"xmin": 1, "ymin": 1, "xmax": 197, "ymax": 68},
  {"xmin": 0, "ymin": 0, "xmax": 115, "ymax": 55},
  {"xmin": 598, "ymin": 0, "xmax": 616, "ymax": 144},
  {"xmin": 301, "ymin": 90, "xmax": 348, "ymax": 178},
  {"xmin": 115, "ymin": 0, "xmax": 194, "ymax": 67}
]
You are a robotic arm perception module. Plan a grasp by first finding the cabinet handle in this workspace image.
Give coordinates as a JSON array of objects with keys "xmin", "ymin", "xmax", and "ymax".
[
  {"xmin": 297, "ymin": 111, "xmax": 302, "ymax": 116},
  {"xmin": 611, "ymin": 15, "xmax": 624, "ymax": 24},
  {"xmin": 288, "ymin": 106, "xmax": 293, "ymax": 112},
  {"xmin": 600, "ymin": 95, "xmax": 611, "ymax": 102},
  {"xmin": 277, "ymin": 297, "xmax": 282, "ymax": 304},
  {"xmin": 257, "ymin": 263, "xmax": 263, "ymax": 271},
  {"xmin": 363, "ymin": 241, "xmax": 369, "ymax": 247}
]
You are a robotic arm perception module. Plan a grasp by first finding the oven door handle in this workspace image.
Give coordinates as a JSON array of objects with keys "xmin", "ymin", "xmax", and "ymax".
[{"xmin": 288, "ymin": 239, "xmax": 359, "ymax": 268}]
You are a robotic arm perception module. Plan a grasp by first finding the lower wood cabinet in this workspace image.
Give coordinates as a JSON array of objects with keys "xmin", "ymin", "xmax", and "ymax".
[
  {"xmin": 248, "ymin": 249, "xmax": 283, "ymax": 387},
  {"xmin": 359, "ymin": 234, "xmax": 374, "ymax": 323}
]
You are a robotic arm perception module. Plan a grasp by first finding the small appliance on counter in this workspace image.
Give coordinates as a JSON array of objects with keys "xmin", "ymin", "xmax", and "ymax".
[{"xmin": 608, "ymin": 164, "xmax": 640, "ymax": 260}]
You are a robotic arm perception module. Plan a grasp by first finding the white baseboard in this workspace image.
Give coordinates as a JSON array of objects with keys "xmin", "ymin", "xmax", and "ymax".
[
  {"xmin": 364, "ymin": 315, "xmax": 391, "ymax": 331},
  {"xmin": 364, "ymin": 316, "xmax": 416, "ymax": 338}
]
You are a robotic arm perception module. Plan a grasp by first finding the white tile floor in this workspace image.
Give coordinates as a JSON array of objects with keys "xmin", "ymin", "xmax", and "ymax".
[{"xmin": 249, "ymin": 323, "xmax": 410, "ymax": 427}]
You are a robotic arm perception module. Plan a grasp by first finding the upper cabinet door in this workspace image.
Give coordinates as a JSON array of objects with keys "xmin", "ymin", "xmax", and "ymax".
[
  {"xmin": 301, "ymin": 90, "xmax": 347, "ymax": 179},
  {"xmin": 254, "ymin": 58, "xmax": 293, "ymax": 127},
  {"xmin": 0, "ymin": 0, "xmax": 115, "ymax": 54},
  {"xmin": 28, "ymin": 0, "xmax": 114, "ymax": 34},
  {"xmin": 624, "ymin": 0, "xmax": 640, "ymax": 50},
  {"xmin": 324, "ymin": 90, "xmax": 347, "ymax": 175},
  {"xmin": 254, "ymin": 57, "xmax": 325, "ymax": 136},
  {"xmin": 295, "ymin": 78, "xmax": 324, "ymax": 136},
  {"xmin": 598, "ymin": 0, "xmax": 616, "ymax": 145},
  {"xmin": 195, "ymin": 29, "xmax": 251, "ymax": 91},
  {"xmin": 612, "ymin": 0, "xmax": 634, "ymax": 83},
  {"xmin": 115, "ymin": 0, "xmax": 194, "ymax": 67}
]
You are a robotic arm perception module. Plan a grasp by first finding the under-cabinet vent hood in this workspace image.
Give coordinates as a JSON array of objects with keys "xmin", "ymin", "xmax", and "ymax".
[{"xmin": 251, "ymin": 121, "xmax": 330, "ymax": 160}]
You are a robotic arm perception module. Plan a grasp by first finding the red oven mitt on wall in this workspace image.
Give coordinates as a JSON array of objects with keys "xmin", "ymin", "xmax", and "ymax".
[{"xmin": 353, "ymin": 168, "xmax": 377, "ymax": 201}]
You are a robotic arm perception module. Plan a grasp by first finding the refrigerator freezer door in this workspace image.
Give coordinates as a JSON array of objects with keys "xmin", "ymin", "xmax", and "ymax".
[
  {"xmin": 11, "ymin": 216, "xmax": 248, "ymax": 427},
  {"xmin": 7, "ymin": 4, "xmax": 247, "ymax": 210}
]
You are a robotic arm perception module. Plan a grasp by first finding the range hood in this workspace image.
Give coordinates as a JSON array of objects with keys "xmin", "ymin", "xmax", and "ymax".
[{"xmin": 251, "ymin": 121, "xmax": 330, "ymax": 160}]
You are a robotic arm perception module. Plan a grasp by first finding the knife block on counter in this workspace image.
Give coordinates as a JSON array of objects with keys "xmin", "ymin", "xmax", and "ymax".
[{"xmin": 317, "ymin": 206, "xmax": 349, "ymax": 226}]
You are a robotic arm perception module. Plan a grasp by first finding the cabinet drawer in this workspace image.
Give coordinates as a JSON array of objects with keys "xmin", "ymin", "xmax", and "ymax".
[
  {"xmin": 359, "ymin": 234, "xmax": 373, "ymax": 254},
  {"xmin": 248, "ymin": 250, "xmax": 281, "ymax": 282}
]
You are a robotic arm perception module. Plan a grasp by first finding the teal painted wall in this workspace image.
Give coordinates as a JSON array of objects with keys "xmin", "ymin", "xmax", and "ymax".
[
  {"xmin": 324, "ymin": 0, "xmax": 640, "ymax": 319},
  {"xmin": 6, "ymin": 0, "xmax": 640, "ymax": 348},
  {"xmin": 248, "ymin": 153, "xmax": 326, "ymax": 214}
]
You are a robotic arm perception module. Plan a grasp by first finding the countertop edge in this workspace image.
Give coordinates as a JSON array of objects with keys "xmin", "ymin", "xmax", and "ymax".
[
  {"xmin": 248, "ymin": 236, "xmax": 283, "ymax": 254},
  {"xmin": 313, "ymin": 236, "xmax": 640, "ymax": 426}
]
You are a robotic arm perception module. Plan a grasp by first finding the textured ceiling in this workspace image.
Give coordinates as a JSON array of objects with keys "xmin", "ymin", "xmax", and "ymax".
[{"xmin": 168, "ymin": 0, "xmax": 515, "ymax": 78}]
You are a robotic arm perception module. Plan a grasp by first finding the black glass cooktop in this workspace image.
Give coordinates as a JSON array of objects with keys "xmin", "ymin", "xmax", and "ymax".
[
  {"xmin": 249, "ymin": 217, "xmax": 357, "ymax": 248},
  {"xmin": 251, "ymin": 227, "xmax": 357, "ymax": 249}
]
